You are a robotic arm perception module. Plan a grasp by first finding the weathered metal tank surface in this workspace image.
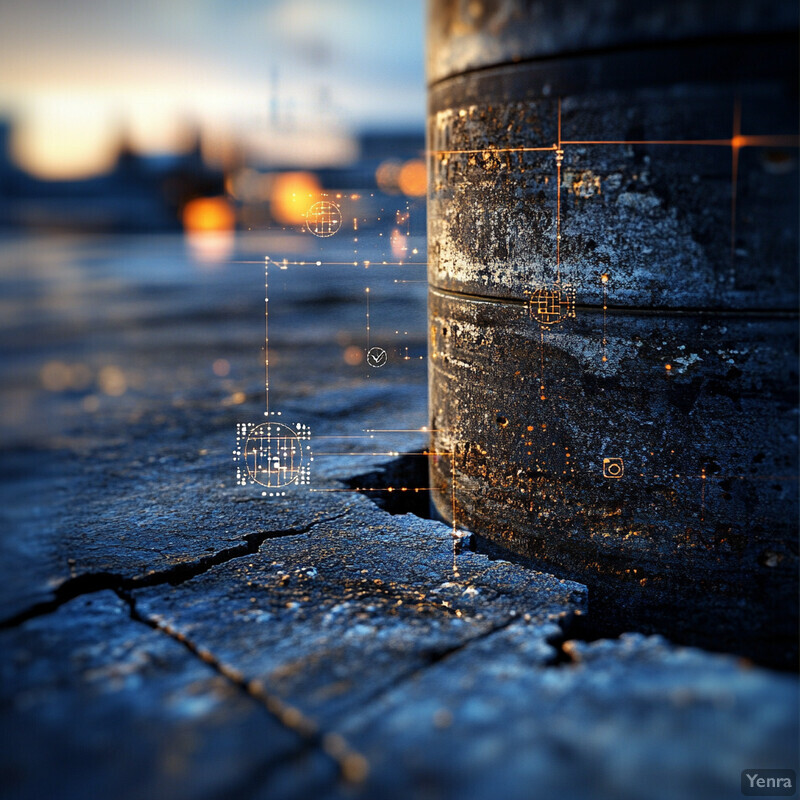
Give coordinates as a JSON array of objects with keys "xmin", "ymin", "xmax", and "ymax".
[{"xmin": 427, "ymin": 0, "xmax": 799, "ymax": 667}]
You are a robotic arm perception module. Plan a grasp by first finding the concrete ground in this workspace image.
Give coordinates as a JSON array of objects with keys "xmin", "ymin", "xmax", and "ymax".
[{"xmin": 0, "ymin": 232, "xmax": 796, "ymax": 800}]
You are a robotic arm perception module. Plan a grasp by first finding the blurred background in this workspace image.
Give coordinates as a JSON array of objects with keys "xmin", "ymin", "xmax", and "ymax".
[
  {"xmin": 0, "ymin": 0, "xmax": 429, "ymax": 445},
  {"xmin": 0, "ymin": 0, "xmax": 425, "ymax": 234}
]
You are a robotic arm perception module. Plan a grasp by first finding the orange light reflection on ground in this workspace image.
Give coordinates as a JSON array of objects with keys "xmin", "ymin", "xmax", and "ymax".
[{"xmin": 183, "ymin": 196, "xmax": 236, "ymax": 263}]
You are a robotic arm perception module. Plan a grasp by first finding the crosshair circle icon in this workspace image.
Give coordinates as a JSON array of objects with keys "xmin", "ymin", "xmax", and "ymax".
[
  {"xmin": 306, "ymin": 201, "xmax": 342, "ymax": 237},
  {"xmin": 244, "ymin": 422, "xmax": 305, "ymax": 487},
  {"xmin": 529, "ymin": 283, "xmax": 576, "ymax": 326}
]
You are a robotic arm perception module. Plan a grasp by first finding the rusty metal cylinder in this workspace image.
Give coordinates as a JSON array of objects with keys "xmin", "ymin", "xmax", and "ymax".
[{"xmin": 427, "ymin": 0, "xmax": 799, "ymax": 667}]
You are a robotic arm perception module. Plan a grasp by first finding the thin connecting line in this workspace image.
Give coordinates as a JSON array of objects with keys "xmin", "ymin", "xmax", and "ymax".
[
  {"xmin": 264, "ymin": 256, "xmax": 269, "ymax": 417},
  {"xmin": 365, "ymin": 286, "xmax": 370, "ymax": 358},
  {"xmin": 430, "ymin": 146, "xmax": 557, "ymax": 156},
  {"xmin": 313, "ymin": 435, "xmax": 380, "ymax": 439},
  {"xmin": 540, "ymin": 328, "xmax": 546, "ymax": 400},
  {"xmin": 309, "ymin": 487, "xmax": 439, "ymax": 493},
  {"xmin": 561, "ymin": 139, "xmax": 733, "ymax": 146},
  {"xmin": 313, "ymin": 451, "xmax": 454, "ymax": 457},
  {"xmin": 556, "ymin": 97, "xmax": 562, "ymax": 283},
  {"xmin": 558, "ymin": 96, "xmax": 562, "ymax": 149},
  {"xmin": 731, "ymin": 97, "xmax": 742, "ymax": 263},
  {"xmin": 265, "ymin": 259, "xmax": 428, "ymax": 267},
  {"xmin": 561, "ymin": 136, "xmax": 799, "ymax": 146},
  {"xmin": 450, "ymin": 449, "xmax": 459, "ymax": 579},
  {"xmin": 430, "ymin": 136, "xmax": 798, "ymax": 156},
  {"xmin": 365, "ymin": 428, "xmax": 443, "ymax": 432},
  {"xmin": 601, "ymin": 276, "xmax": 608, "ymax": 365}
]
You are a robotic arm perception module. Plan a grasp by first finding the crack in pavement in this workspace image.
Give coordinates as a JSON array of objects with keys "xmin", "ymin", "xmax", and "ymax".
[
  {"xmin": 0, "ymin": 510, "xmax": 350, "ymax": 630},
  {"xmin": 337, "ymin": 609, "xmax": 584, "ymax": 744},
  {"xmin": 347, "ymin": 613, "xmax": 524, "ymax": 718},
  {"xmin": 114, "ymin": 586, "xmax": 370, "ymax": 787}
]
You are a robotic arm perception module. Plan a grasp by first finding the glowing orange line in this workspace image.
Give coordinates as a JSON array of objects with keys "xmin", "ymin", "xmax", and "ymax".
[
  {"xmin": 430, "ymin": 146, "xmax": 556, "ymax": 156},
  {"xmin": 429, "ymin": 136, "xmax": 798, "ymax": 158},
  {"xmin": 563, "ymin": 136, "xmax": 799, "ymax": 147},
  {"xmin": 562, "ymin": 139, "xmax": 733, "ymax": 146},
  {"xmin": 737, "ymin": 135, "xmax": 800, "ymax": 147},
  {"xmin": 556, "ymin": 166, "xmax": 561, "ymax": 274},
  {"xmin": 731, "ymin": 98, "xmax": 742, "ymax": 262}
]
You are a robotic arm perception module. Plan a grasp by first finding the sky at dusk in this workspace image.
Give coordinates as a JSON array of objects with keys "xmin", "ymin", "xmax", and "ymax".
[{"xmin": 0, "ymin": 0, "xmax": 426, "ymax": 177}]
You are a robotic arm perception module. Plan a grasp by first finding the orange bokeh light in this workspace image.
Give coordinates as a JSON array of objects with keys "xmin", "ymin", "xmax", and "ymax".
[
  {"xmin": 397, "ymin": 159, "xmax": 427, "ymax": 197},
  {"xmin": 182, "ymin": 196, "xmax": 235, "ymax": 232},
  {"xmin": 343, "ymin": 346, "xmax": 363, "ymax": 366},
  {"xmin": 270, "ymin": 172, "xmax": 321, "ymax": 225},
  {"xmin": 375, "ymin": 159, "xmax": 402, "ymax": 194}
]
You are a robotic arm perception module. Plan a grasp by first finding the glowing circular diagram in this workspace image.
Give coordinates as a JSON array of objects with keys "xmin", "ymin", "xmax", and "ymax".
[
  {"xmin": 305, "ymin": 201, "xmax": 342, "ymax": 237},
  {"xmin": 529, "ymin": 283, "xmax": 576, "ymax": 326},
  {"xmin": 244, "ymin": 422, "xmax": 305, "ymax": 488}
]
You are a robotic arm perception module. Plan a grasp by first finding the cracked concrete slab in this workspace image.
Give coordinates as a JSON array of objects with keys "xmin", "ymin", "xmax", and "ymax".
[
  {"xmin": 130, "ymin": 497, "xmax": 587, "ymax": 732},
  {"xmin": 0, "ymin": 236, "xmax": 429, "ymax": 622},
  {"xmin": 1, "ymin": 235, "xmax": 797, "ymax": 799},
  {"xmin": 0, "ymin": 591, "xmax": 342, "ymax": 800},
  {"xmin": 341, "ymin": 631, "xmax": 799, "ymax": 800}
]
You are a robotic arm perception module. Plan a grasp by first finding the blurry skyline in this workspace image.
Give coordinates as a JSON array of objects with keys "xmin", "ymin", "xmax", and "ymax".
[{"xmin": 0, "ymin": 0, "xmax": 425, "ymax": 178}]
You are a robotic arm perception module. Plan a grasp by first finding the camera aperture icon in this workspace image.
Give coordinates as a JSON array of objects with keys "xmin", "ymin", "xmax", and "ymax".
[{"xmin": 603, "ymin": 457, "xmax": 624, "ymax": 479}]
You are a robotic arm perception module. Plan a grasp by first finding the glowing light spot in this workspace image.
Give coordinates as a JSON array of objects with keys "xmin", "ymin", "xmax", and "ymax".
[
  {"xmin": 12, "ymin": 106, "xmax": 118, "ymax": 180},
  {"xmin": 98, "ymin": 365, "xmax": 127, "ymax": 397},
  {"xmin": 183, "ymin": 197, "xmax": 236, "ymax": 263},
  {"xmin": 343, "ymin": 346, "xmax": 363, "ymax": 366},
  {"xmin": 398, "ymin": 159, "xmax": 427, "ymax": 196},
  {"xmin": 183, "ymin": 197, "xmax": 235, "ymax": 233},
  {"xmin": 40, "ymin": 361, "xmax": 71, "ymax": 392},
  {"xmin": 375, "ymin": 160, "xmax": 402, "ymax": 193},
  {"xmin": 270, "ymin": 172, "xmax": 321, "ymax": 225},
  {"xmin": 390, "ymin": 228, "xmax": 407, "ymax": 257},
  {"xmin": 212, "ymin": 358, "xmax": 230, "ymax": 377}
]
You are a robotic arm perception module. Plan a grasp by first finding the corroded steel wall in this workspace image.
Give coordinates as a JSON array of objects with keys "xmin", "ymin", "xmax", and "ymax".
[{"xmin": 427, "ymin": 0, "xmax": 799, "ymax": 667}]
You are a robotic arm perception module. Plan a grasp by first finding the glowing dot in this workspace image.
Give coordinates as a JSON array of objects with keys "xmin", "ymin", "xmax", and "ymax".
[
  {"xmin": 343, "ymin": 346, "xmax": 362, "ymax": 366},
  {"xmin": 98, "ymin": 365, "xmax": 127, "ymax": 397},
  {"xmin": 212, "ymin": 358, "xmax": 230, "ymax": 377},
  {"xmin": 665, "ymin": 364, "xmax": 672, "ymax": 371},
  {"xmin": 40, "ymin": 361, "xmax": 72, "ymax": 392}
]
